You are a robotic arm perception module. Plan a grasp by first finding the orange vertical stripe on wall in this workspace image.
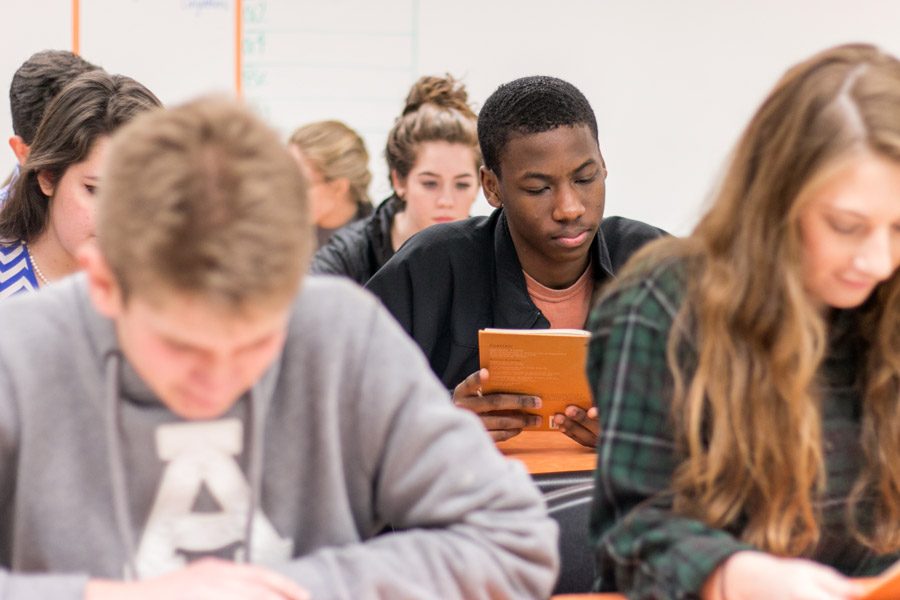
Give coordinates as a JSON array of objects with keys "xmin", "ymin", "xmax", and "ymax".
[
  {"xmin": 235, "ymin": 0, "xmax": 242, "ymax": 97},
  {"xmin": 72, "ymin": 0, "xmax": 80, "ymax": 55}
]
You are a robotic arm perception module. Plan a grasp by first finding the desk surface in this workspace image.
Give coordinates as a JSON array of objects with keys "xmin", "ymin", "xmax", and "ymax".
[
  {"xmin": 551, "ymin": 595, "xmax": 624, "ymax": 599},
  {"xmin": 497, "ymin": 431, "xmax": 597, "ymax": 475},
  {"xmin": 550, "ymin": 594, "xmax": 625, "ymax": 600}
]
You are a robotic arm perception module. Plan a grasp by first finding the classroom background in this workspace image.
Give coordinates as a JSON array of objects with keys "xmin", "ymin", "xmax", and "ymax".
[{"xmin": 2, "ymin": 0, "xmax": 899, "ymax": 235}]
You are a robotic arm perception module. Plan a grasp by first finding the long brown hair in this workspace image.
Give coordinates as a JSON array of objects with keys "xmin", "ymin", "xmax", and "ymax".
[
  {"xmin": 0, "ymin": 70, "xmax": 160, "ymax": 243},
  {"xmin": 612, "ymin": 43, "xmax": 900, "ymax": 556}
]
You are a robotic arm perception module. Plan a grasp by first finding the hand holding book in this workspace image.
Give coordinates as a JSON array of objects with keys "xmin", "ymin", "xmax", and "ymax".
[
  {"xmin": 468, "ymin": 328, "xmax": 599, "ymax": 447},
  {"xmin": 452, "ymin": 367, "xmax": 543, "ymax": 442},
  {"xmin": 551, "ymin": 404, "xmax": 599, "ymax": 447}
]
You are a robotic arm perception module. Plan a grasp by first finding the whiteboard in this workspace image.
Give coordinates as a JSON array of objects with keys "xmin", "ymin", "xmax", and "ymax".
[
  {"xmin": 80, "ymin": 0, "xmax": 236, "ymax": 106},
  {"xmin": 2, "ymin": 0, "xmax": 900, "ymax": 234},
  {"xmin": 0, "ymin": 0, "xmax": 71, "ymax": 170},
  {"xmin": 240, "ymin": 0, "xmax": 418, "ymax": 203}
]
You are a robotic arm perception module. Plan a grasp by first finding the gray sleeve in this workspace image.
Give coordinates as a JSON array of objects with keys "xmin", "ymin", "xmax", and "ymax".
[
  {"xmin": 277, "ymin": 301, "xmax": 559, "ymax": 599},
  {"xmin": 0, "ymin": 573, "xmax": 88, "ymax": 599},
  {"xmin": 0, "ymin": 358, "xmax": 88, "ymax": 599}
]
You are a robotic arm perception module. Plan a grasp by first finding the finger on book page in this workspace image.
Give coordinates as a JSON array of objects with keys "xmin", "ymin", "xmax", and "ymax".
[
  {"xmin": 554, "ymin": 412, "xmax": 599, "ymax": 448},
  {"xmin": 456, "ymin": 392, "xmax": 542, "ymax": 413},
  {"xmin": 564, "ymin": 405, "xmax": 600, "ymax": 428},
  {"xmin": 481, "ymin": 411, "xmax": 537, "ymax": 431},
  {"xmin": 489, "ymin": 428, "xmax": 523, "ymax": 442},
  {"xmin": 452, "ymin": 368, "xmax": 487, "ymax": 403}
]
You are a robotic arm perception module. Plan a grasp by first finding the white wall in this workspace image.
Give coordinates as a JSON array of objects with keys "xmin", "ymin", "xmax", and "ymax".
[
  {"xmin": 0, "ymin": 0, "xmax": 71, "ymax": 171},
  {"xmin": 416, "ymin": 0, "xmax": 900, "ymax": 233},
  {"xmin": 2, "ymin": 1, "xmax": 900, "ymax": 234}
]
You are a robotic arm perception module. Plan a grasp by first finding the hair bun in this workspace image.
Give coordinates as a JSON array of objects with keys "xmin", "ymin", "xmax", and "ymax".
[{"xmin": 402, "ymin": 74, "xmax": 475, "ymax": 119}]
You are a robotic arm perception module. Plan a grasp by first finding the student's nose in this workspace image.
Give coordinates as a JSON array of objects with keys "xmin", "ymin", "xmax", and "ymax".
[
  {"xmin": 854, "ymin": 228, "xmax": 897, "ymax": 281},
  {"xmin": 552, "ymin": 183, "xmax": 586, "ymax": 222},
  {"xmin": 436, "ymin": 183, "xmax": 454, "ymax": 208},
  {"xmin": 193, "ymin": 354, "xmax": 234, "ymax": 389}
]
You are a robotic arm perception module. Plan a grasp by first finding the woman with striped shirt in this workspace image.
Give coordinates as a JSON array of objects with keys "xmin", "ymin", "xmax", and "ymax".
[{"xmin": 0, "ymin": 70, "xmax": 159, "ymax": 300}]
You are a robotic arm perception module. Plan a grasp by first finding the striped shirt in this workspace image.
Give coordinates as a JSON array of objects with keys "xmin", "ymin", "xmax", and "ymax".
[
  {"xmin": 0, "ymin": 240, "xmax": 40, "ymax": 300},
  {"xmin": 0, "ymin": 164, "xmax": 20, "ymax": 209}
]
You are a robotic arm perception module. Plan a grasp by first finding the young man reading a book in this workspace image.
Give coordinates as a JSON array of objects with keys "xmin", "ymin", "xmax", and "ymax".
[
  {"xmin": 366, "ymin": 75, "xmax": 665, "ymax": 448},
  {"xmin": 0, "ymin": 98, "xmax": 558, "ymax": 599}
]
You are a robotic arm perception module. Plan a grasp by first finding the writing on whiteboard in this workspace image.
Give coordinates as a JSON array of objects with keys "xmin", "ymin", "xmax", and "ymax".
[{"xmin": 182, "ymin": 0, "xmax": 229, "ymax": 11}]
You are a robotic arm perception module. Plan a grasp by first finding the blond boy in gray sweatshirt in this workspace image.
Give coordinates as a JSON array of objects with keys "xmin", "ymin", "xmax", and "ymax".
[{"xmin": 0, "ymin": 98, "xmax": 558, "ymax": 599}]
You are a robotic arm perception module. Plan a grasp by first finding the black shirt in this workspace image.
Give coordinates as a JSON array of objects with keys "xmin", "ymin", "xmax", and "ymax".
[
  {"xmin": 310, "ymin": 195, "xmax": 402, "ymax": 285},
  {"xmin": 366, "ymin": 208, "xmax": 667, "ymax": 388}
]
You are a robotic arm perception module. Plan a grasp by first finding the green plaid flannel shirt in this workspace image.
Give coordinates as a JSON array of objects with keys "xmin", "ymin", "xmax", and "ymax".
[{"xmin": 587, "ymin": 258, "xmax": 899, "ymax": 599}]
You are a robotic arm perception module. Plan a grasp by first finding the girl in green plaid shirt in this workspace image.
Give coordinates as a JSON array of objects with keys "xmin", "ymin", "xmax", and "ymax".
[{"xmin": 589, "ymin": 43, "xmax": 900, "ymax": 600}]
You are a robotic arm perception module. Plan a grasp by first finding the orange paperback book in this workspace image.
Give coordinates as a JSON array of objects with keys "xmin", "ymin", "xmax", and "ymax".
[
  {"xmin": 478, "ymin": 328, "xmax": 592, "ymax": 431},
  {"xmin": 857, "ymin": 560, "xmax": 900, "ymax": 600}
]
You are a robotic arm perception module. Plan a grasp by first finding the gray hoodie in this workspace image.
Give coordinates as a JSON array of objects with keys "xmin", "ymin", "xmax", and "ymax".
[{"xmin": 0, "ymin": 274, "xmax": 559, "ymax": 599}]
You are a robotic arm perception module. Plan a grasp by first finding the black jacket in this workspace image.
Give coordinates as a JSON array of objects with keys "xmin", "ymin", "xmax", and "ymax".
[
  {"xmin": 366, "ymin": 209, "xmax": 667, "ymax": 388},
  {"xmin": 310, "ymin": 194, "xmax": 402, "ymax": 285}
]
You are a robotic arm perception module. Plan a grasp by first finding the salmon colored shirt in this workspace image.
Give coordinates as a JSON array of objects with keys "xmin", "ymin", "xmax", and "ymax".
[{"xmin": 523, "ymin": 263, "xmax": 594, "ymax": 330}]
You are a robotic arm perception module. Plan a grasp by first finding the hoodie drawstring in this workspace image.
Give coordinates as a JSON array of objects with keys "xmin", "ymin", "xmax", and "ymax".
[
  {"xmin": 243, "ymin": 386, "xmax": 264, "ymax": 564},
  {"xmin": 102, "ymin": 350, "xmax": 266, "ymax": 579},
  {"xmin": 104, "ymin": 350, "xmax": 140, "ymax": 580}
]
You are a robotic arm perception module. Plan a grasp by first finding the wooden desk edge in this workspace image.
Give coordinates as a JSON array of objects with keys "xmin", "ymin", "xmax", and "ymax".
[
  {"xmin": 497, "ymin": 431, "xmax": 597, "ymax": 475},
  {"xmin": 551, "ymin": 594, "xmax": 625, "ymax": 599}
]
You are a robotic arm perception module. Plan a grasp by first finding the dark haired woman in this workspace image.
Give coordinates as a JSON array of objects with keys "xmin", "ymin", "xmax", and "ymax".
[
  {"xmin": 0, "ymin": 70, "xmax": 160, "ymax": 299},
  {"xmin": 310, "ymin": 74, "xmax": 481, "ymax": 285}
]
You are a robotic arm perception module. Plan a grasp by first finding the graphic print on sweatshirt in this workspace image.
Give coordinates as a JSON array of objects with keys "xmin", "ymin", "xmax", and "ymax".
[{"xmin": 134, "ymin": 419, "xmax": 293, "ymax": 577}]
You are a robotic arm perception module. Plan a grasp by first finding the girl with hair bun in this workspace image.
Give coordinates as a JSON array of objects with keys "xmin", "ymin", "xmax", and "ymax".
[
  {"xmin": 288, "ymin": 120, "xmax": 373, "ymax": 249},
  {"xmin": 591, "ymin": 43, "xmax": 900, "ymax": 599},
  {"xmin": 311, "ymin": 74, "xmax": 481, "ymax": 284}
]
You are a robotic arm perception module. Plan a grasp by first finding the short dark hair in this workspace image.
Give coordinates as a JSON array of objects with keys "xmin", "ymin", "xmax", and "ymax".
[
  {"xmin": 9, "ymin": 50, "xmax": 101, "ymax": 144},
  {"xmin": 477, "ymin": 75, "xmax": 599, "ymax": 176}
]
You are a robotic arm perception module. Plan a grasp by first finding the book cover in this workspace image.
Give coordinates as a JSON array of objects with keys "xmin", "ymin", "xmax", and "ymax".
[
  {"xmin": 477, "ymin": 328, "xmax": 592, "ymax": 431},
  {"xmin": 857, "ymin": 560, "xmax": 900, "ymax": 600}
]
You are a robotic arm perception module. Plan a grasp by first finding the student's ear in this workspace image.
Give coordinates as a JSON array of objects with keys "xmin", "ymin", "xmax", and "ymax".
[
  {"xmin": 390, "ymin": 169, "xmax": 407, "ymax": 200},
  {"xmin": 36, "ymin": 170, "xmax": 56, "ymax": 198},
  {"xmin": 79, "ymin": 242, "xmax": 124, "ymax": 319},
  {"xmin": 8, "ymin": 136, "xmax": 29, "ymax": 166},
  {"xmin": 480, "ymin": 166, "xmax": 503, "ymax": 209},
  {"xmin": 330, "ymin": 177, "xmax": 350, "ymax": 198}
]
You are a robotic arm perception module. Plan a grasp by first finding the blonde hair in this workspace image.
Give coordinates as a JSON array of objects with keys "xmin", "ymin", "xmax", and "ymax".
[
  {"xmin": 385, "ymin": 74, "xmax": 481, "ymax": 190},
  {"xmin": 610, "ymin": 43, "xmax": 900, "ymax": 556},
  {"xmin": 288, "ymin": 120, "xmax": 372, "ymax": 208},
  {"xmin": 98, "ymin": 97, "xmax": 311, "ymax": 310}
]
